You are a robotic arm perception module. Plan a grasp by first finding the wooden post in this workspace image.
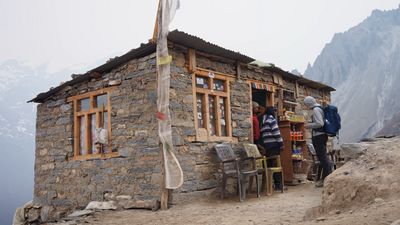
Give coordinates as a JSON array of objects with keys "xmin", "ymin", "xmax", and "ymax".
[
  {"xmin": 236, "ymin": 61, "xmax": 241, "ymax": 80},
  {"xmin": 295, "ymin": 81, "xmax": 299, "ymax": 99},
  {"xmin": 160, "ymin": 142, "xmax": 169, "ymax": 210},
  {"xmin": 151, "ymin": 0, "xmax": 161, "ymax": 43},
  {"xmin": 188, "ymin": 49, "xmax": 196, "ymax": 73}
]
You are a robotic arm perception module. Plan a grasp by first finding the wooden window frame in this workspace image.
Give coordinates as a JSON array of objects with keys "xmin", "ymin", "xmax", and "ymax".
[
  {"xmin": 67, "ymin": 87, "xmax": 117, "ymax": 160},
  {"xmin": 192, "ymin": 68, "xmax": 234, "ymax": 142}
]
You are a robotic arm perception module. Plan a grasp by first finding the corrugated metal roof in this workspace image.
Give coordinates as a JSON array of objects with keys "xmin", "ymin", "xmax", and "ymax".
[
  {"xmin": 30, "ymin": 30, "xmax": 255, "ymax": 103},
  {"xmin": 253, "ymin": 64, "xmax": 335, "ymax": 92},
  {"xmin": 29, "ymin": 30, "xmax": 332, "ymax": 103},
  {"xmin": 168, "ymin": 30, "xmax": 254, "ymax": 63}
]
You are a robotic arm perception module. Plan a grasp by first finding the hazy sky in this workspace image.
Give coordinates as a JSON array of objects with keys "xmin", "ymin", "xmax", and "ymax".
[{"xmin": 1, "ymin": 0, "xmax": 399, "ymax": 73}]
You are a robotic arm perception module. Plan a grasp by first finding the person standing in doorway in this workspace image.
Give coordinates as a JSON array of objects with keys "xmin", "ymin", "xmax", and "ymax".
[
  {"xmin": 260, "ymin": 106, "xmax": 284, "ymax": 190},
  {"xmin": 303, "ymin": 96, "xmax": 332, "ymax": 187},
  {"xmin": 252, "ymin": 101, "xmax": 260, "ymax": 144}
]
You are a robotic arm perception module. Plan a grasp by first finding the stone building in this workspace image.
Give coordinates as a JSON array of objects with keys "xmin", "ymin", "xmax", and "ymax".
[{"xmin": 30, "ymin": 30, "xmax": 334, "ymax": 219}]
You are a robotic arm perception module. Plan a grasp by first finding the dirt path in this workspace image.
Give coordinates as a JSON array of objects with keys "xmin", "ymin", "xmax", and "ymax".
[{"xmin": 82, "ymin": 183, "xmax": 321, "ymax": 225}]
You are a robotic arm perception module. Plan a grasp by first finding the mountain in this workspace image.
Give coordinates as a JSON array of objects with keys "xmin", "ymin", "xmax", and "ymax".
[
  {"xmin": 305, "ymin": 6, "xmax": 400, "ymax": 143},
  {"xmin": 0, "ymin": 60, "xmax": 80, "ymax": 225}
]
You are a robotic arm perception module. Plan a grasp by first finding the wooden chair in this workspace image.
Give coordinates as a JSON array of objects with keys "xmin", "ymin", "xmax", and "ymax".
[
  {"xmin": 242, "ymin": 143, "xmax": 269, "ymax": 195},
  {"xmin": 214, "ymin": 144, "xmax": 260, "ymax": 201}
]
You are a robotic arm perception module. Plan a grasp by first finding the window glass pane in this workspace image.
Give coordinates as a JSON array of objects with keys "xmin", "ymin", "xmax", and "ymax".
[
  {"xmin": 95, "ymin": 94, "xmax": 108, "ymax": 109},
  {"xmin": 79, "ymin": 116, "xmax": 86, "ymax": 155},
  {"xmin": 219, "ymin": 97, "xmax": 227, "ymax": 136},
  {"xmin": 79, "ymin": 98, "xmax": 90, "ymax": 111},
  {"xmin": 103, "ymin": 111, "xmax": 108, "ymax": 129},
  {"xmin": 102, "ymin": 111, "xmax": 109, "ymax": 154},
  {"xmin": 90, "ymin": 114, "xmax": 96, "ymax": 154},
  {"xmin": 195, "ymin": 76, "xmax": 208, "ymax": 89},
  {"xmin": 196, "ymin": 94, "xmax": 205, "ymax": 128},
  {"xmin": 213, "ymin": 79, "xmax": 225, "ymax": 92},
  {"xmin": 209, "ymin": 96, "xmax": 216, "ymax": 136}
]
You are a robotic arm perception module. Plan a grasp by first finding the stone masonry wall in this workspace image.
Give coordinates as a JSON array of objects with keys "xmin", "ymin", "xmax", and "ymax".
[{"xmin": 34, "ymin": 53, "xmax": 161, "ymax": 218}]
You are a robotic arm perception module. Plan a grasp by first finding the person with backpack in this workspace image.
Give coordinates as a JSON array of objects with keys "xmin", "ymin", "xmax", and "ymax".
[
  {"xmin": 303, "ymin": 96, "xmax": 332, "ymax": 187},
  {"xmin": 260, "ymin": 106, "xmax": 284, "ymax": 190}
]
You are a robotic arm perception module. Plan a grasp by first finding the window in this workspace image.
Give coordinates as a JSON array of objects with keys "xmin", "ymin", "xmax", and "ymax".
[
  {"xmin": 68, "ymin": 87, "xmax": 116, "ymax": 160},
  {"xmin": 192, "ymin": 70, "xmax": 233, "ymax": 141}
]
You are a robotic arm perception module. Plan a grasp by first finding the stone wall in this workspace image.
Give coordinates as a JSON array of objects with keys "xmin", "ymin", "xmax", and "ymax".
[{"xmin": 34, "ymin": 53, "xmax": 161, "ymax": 219}]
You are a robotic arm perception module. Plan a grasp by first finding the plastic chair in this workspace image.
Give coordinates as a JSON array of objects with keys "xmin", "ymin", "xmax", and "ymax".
[
  {"xmin": 242, "ymin": 143, "xmax": 269, "ymax": 195},
  {"xmin": 265, "ymin": 154, "xmax": 284, "ymax": 195},
  {"xmin": 244, "ymin": 144, "xmax": 284, "ymax": 195},
  {"xmin": 214, "ymin": 144, "xmax": 260, "ymax": 201}
]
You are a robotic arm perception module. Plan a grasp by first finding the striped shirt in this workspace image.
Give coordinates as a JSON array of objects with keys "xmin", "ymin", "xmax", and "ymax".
[{"xmin": 260, "ymin": 115, "xmax": 283, "ymax": 149}]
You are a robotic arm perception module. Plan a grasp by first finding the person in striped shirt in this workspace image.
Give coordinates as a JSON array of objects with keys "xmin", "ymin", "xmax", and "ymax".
[{"xmin": 260, "ymin": 106, "xmax": 284, "ymax": 189}]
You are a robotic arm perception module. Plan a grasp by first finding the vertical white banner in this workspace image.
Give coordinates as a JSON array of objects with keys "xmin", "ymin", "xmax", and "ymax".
[{"xmin": 156, "ymin": 0, "xmax": 183, "ymax": 189}]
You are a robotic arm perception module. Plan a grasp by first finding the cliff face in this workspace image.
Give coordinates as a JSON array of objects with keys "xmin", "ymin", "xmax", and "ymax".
[{"xmin": 305, "ymin": 7, "xmax": 400, "ymax": 142}]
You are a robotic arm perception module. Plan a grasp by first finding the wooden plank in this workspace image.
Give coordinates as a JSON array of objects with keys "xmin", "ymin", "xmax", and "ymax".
[
  {"xmin": 85, "ymin": 114, "xmax": 90, "ymax": 155},
  {"xmin": 67, "ymin": 86, "xmax": 116, "ymax": 102},
  {"xmin": 278, "ymin": 89, "xmax": 284, "ymax": 115},
  {"xmin": 73, "ymin": 100, "xmax": 79, "ymax": 160},
  {"xmin": 236, "ymin": 61, "xmax": 241, "ymax": 80},
  {"xmin": 226, "ymin": 81, "xmax": 232, "ymax": 137},
  {"xmin": 188, "ymin": 49, "xmax": 196, "ymax": 73},
  {"xmin": 160, "ymin": 143, "xmax": 169, "ymax": 210},
  {"xmin": 249, "ymin": 82, "xmax": 254, "ymax": 142},
  {"xmin": 267, "ymin": 92, "xmax": 274, "ymax": 107},
  {"xmin": 295, "ymin": 81, "xmax": 299, "ymax": 98},
  {"xmin": 278, "ymin": 120, "xmax": 294, "ymax": 183},
  {"xmin": 106, "ymin": 92, "xmax": 112, "ymax": 153},
  {"xmin": 195, "ymin": 88, "xmax": 228, "ymax": 97},
  {"xmin": 215, "ymin": 96, "xmax": 221, "ymax": 136},
  {"xmin": 204, "ymin": 91, "xmax": 210, "ymax": 138},
  {"xmin": 195, "ymin": 68, "xmax": 236, "ymax": 81},
  {"xmin": 74, "ymin": 151, "xmax": 119, "ymax": 161},
  {"xmin": 192, "ymin": 73, "xmax": 199, "ymax": 131}
]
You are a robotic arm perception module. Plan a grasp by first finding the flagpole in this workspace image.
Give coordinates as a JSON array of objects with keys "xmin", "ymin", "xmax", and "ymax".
[
  {"xmin": 153, "ymin": 0, "xmax": 183, "ymax": 210},
  {"xmin": 151, "ymin": 0, "xmax": 161, "ymax": 43}
]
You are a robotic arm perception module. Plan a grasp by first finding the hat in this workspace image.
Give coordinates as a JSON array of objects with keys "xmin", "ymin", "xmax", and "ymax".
[{"xmin": 252, "ymin": 101, "xmax": 259, "ymax": 108}]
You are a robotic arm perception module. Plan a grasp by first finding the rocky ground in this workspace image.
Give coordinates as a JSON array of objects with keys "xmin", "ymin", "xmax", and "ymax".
[
  {"xmin": 36, "ymin": 136, "xmax": 400, "ymax": 225},
  {"xmin": 50, "ymin": 183, "xmax": 323, "ymax": 225}
]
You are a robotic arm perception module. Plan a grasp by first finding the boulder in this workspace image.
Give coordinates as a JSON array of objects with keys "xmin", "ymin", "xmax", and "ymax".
[
  {"xmin": 85, "ymin": 201, "xmax": 117, "ymax": 210},
  {"xmin": 340, "ymin": 143, "xmax": 367, "ymax": 160},
  {"xmin": 67, "ymin": 210, "xmax": 94, "ymax": 218},
  {"xmin": 119, "ymin": 199, "xmax": 160, "ymax": 211},
  {"xmin": 322, "ymin": 137, "xmax": 400, "ymax": 212}
]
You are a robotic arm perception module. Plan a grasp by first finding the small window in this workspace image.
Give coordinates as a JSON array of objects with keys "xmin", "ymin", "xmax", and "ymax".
[
  {"xmin": 70, "ymin": 88, "xmax": 116, "ymax": 160},
  {"xmin": 193, "ymin": 71, "xmax": 231, "ymax": 140}
]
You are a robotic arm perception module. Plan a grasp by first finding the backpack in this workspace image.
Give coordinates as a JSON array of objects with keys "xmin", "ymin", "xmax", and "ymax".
[{"xmin": 313, "ymin": 105, "xmax": 341, "ymax": 137}]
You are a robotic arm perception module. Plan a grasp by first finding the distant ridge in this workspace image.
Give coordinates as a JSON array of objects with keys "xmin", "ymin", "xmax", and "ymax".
[{"xmin": 305, "ymin": 6, "xmax": 400, "ymax": 142}]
